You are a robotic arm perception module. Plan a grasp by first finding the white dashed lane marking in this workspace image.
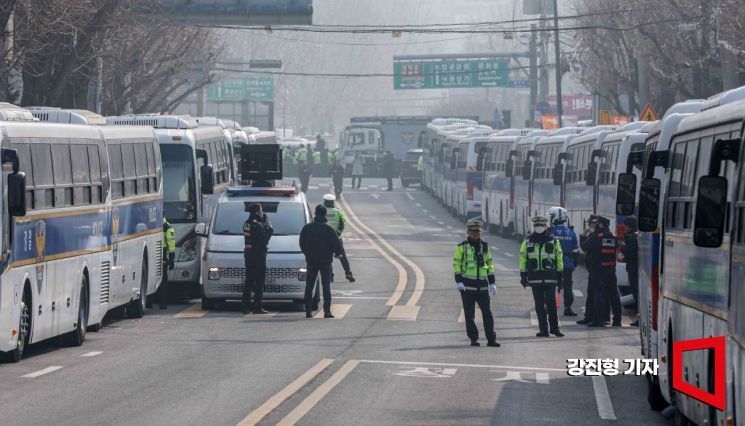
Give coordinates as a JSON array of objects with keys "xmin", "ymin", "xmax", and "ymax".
[
  {"xmin": 573, "ymin": 289, "xmax": 584, "ymax": 298},
  {"xmin": 415, "ymin": 203, "xmax": 422, "ymax": 207},
  {"xmin": 429, "ymin": 215, "xmax": 437, "ymax": 220},
  {"xmin": 81, "ymin": 351, "xmax": 102, "ymax": 357},
  {"xmin": 406, "ymin": 193, "xmax": 414, "ymax": 201},
  {"xmin": 23, "ymin": 366, "xmax": 63, "ymax": 378},
  {"xmin": 503, "ymin": 252, "xmax": 515, "ymax": 258}
]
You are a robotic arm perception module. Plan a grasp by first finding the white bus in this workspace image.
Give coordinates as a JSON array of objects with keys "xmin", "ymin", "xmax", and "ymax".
[
  {"xmin": 614, "ymin": 101, "xmax": 704, "ymax": 411},
  {"xmin": 480, "ymin": 129, "xmax": 532, "ymax": 236},
  {"xmin": 627, "ymin": 88, "xmax": 745, "ymax": 425},
  {"xmin": 451, "ymin": 128, "xmax": 495, "ymax": 221},
  {"xmin": 513, "ymin": 130, "xmax": 549, "ymax": 238},
  {"xmin": 0, "ymin": 117, "xmax": 163, "ymax": 362},
  {"xmin": 560, "ymin": 125, "xmax": 618, "ymax": 231},
  {"xmin": 28, "ymin": 107, "xmax": 107, "ymax": 125},
  {"xmin": 422, "ymin": 122, "xmax": 476, "ymax": 195},
  {"xmin": 593, "ymin": 122, "xmax": 653, "ymax": 288},
  {"xmin": 106, "ymin": 115, "xmax": 232, "ymax": 295},
  {"xmin": 527, "ymin": 128, "xmax": 584, "ymax": 222}
]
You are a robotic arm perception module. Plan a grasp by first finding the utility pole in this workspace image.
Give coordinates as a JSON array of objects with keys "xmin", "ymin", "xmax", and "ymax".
[
  {"xmin": 552, "ymin": 0, "xmax": 563, "ymax": 127},
  {"xmin": 529, "ymin": 24, "xmax": 538, "ymax": 125},
  {"xmin": 539, "ymin": 12, "xmax": 549, "ymax": 103},
  {"xmin": 721, "ymin": 47, "xmax": 738, "ymax": 90},
  {"xmin": 638, "ymin": 54, "xmax": 650, "ymax": 115}
]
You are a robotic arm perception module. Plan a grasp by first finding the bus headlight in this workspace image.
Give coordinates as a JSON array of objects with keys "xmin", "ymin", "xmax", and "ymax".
[
  {"xmin": 298, "ymin": 268, "xmax": 307, "ymax": 281},
  {"xmin": 208, "ymin": 267, "xmax": 220, "ymax": 280},
  {"xmin": 178, "ymin": 238, "xmax": 197, "ymax": 262}
]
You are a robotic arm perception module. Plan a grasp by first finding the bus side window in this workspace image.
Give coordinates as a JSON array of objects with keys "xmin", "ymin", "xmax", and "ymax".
[
  {"xmin": 11, "ymin": 143, "xmax": 33, "ymax": 209},
  {"xmin": 31, "ymin": 143, "xmax": 53, "ymax": 209},
  {"xmin": 71, "ymin": 144, "xmax": 92, "ymax": 205},
  {"xmin": 121, "ymin": 143, "xmax": 136, "ymax": 197},
  {"xmin": 134, "ymin": 143, "xmax": 149, "ymax": 194},
  {"xmin": 108, "ymin": 144, "xmax": 124, "ymax": 200},
  {"xmin": 51, "ymin": 144, "xmax": 73, "ymax": 207},
  {"xmin": 145, "ymin": 143, "xmax": 157, "ymax": 192},
  {"xmin": 90, "ymin": 145, "xmax": 105, "ymax": 203}
]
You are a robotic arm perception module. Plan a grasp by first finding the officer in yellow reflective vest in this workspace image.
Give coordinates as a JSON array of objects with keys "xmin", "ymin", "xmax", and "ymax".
[
  {"xmin": 519, "ymin": 216, "xmax": 565, "ymax": 337},
  {"xmin": 453, "ymin": 221, "xmax": 499, "ymax": 347},
  {"xmin": 323, "ymin": 194, "xmax": 355, "ymax": 282},
  {"xmin": 157, "ymin": 217, "xmax": 176, "ymax": 309}
]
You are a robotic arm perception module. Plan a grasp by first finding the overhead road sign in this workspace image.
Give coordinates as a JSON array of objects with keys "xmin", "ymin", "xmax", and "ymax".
[
  {"xmin": 208, "ymin": 77, "xmax": 274, "ymax": 102},
  {"xmin": 640, "ymin": 103, "xmax": 659, "ymax": 121},
  {"xmin": 143, "ymin": 0, "xmax": 313, "ymax": 25},
  {"xmin": 393, "ymin": 53, "xmax": 528, "ymax": 90}
]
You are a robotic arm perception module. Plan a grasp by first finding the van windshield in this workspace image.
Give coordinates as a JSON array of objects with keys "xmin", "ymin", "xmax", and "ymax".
[{"xmin": 212, "ymin": 201, "xmax": 306, "ymax": 236}]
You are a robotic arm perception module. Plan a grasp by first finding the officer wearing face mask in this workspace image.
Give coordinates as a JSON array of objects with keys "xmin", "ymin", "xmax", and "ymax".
[
  {"xmin": 580, "ymin": 215, "xmax": 621, "ymax": 327},
  {"xmin": 519, "ymin": 216, "xmax": 565, "ymax": 337}
]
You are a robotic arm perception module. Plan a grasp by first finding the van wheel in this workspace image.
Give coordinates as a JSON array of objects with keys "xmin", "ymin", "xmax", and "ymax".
[
  {"xmin": 128, "ymin": 260, "xmax": 148, "ymax": 318},
  {"xmin": 2, "ymin": 288, "xmax": 30, "ymax": 363},
  {"xmin": 63, "ymin": 277, "xmax": 88, "ymax": 347}
]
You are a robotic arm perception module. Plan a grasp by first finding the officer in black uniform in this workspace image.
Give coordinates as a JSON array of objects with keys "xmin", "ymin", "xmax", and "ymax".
[
  {"xmin": 242, "ymin": 203, "xmax": 273, "ymax": 314},
  {"xmin": 580, "ymin": 215, "xmax": 621, "ymax": 327}
]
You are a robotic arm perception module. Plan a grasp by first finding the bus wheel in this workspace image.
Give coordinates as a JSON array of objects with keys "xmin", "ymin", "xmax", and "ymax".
[
  {"xmin": 646, "ymin": 373, "xmax": 667, "ymax": 411},
  {"xmin": 64, "ymin": 276, "xmax": 88, "ymax": 347},
  {"xmin": 128, "ymin": 260, "xmax": 148, "ymax": 318},
  {"xmin": 3, "ymin": 288, "xmax": 30, "ymax": 363}
]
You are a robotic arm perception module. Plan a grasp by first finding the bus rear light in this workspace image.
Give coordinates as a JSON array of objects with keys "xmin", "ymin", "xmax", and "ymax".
[
  {"xmin": 11, "ymin": 328, "xmax": 17, "ymax": 336},
  {"xmin": 172, "ymin": 135, "xmax": 182, "ymax": 141}
]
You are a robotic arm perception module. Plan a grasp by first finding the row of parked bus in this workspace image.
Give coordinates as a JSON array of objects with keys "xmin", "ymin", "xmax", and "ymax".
[
  {"xmin": 421, "ymin": 85, "xmax": 745, "ymax": 425},
  {"xmin": 0, "ymin": 104, "xmax": 252, "ymax": 362}
]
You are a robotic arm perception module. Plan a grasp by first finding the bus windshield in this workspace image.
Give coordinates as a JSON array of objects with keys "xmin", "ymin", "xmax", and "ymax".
[
  {"xmin": 212, "ymin": 201, "xmax": 305, "ymax": 236},
  {"xmin": 346, "ymin": 129, "xmax": 380, "ymax": 149},
  {"xmin": 161, "ymin": 144, "xmax": 197, "ymax": 223}
]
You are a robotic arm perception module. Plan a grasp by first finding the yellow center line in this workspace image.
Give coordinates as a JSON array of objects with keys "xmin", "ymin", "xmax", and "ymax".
[
  {"xmin": 173, "ymin": 304, "xmax": 207, "ymax": 318},
  {"xmin": 340, "ymin": 201, "xmax": 408, "ymax": 307},
  {"xmin": 237, "ymin": 358, "xmax": 335, "ymax": 426},
  {"xmin": 340, "ymin": 198, "xmax": 426, "ymax": 308},
  {"xmin": 277, "ymin": 360, "xmax": 361, "ymax": 426}
]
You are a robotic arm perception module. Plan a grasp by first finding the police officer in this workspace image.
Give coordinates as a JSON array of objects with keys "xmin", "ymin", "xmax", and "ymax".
[
  {"xmin": 621, "ymin": 216, "xmax": 639, "ymax": 327},
  {"xmin": 300, "ymin": 204, "xmax": 343, "ymax": 318},
  {"xmin": 453, "ymin": 220, "xmax": 500, "ymax": 347},
  {"xmin": 323, "ymin": 194, "xmax": 355, "ymax": 282},
  {"xmin": 547, "ymin": 206, "xmax": 580, "ymax": 316},
  {"xmin": 298, "ymin": 158, "xmax": 312, "ymax": 193},
  {"xmin": 242, "ymin": 203, "xmax": 273, "ymax": 314},
  {"xmin": 382, "ymin": 151, "xmax": 395, "ymax": 191},
  {"xmin": 520, "ymin": 216, "xmax": 565, "ymax": 337},
  {"xmin": 157, "ymin": 217, "xmax": 176, "ymax": 309},
  {"xmin": 580, "ymin": 215, "xmax": 622, "ymax": 327},
  {"xmin": 329, "ymin": 160, "xmax": 345, "ymax": 199}
]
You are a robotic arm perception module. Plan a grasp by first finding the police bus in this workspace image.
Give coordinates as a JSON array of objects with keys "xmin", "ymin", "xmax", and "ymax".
[
  {"xmin": 560, "ymin": 125, "xmax": 618, "ymax": 231},
  {"xmin": 421, "ymin": 121, "xmax": 476, "ymax": 194},
  {"xmin": 439, "ymin": 129, "xmax": 476, "ymax": 208},
  {"xmin": 0, "ymin": 111, "xmax": 163, "ymax": 362},
  {"xmin": 526, "ymin": 128, "xmax": 584, "ymax": 222},
  {"xmin": 593, "ymin": 123, "xmax": 652, "ymax": 288},
  {"xmin": 451, "ymin": 128, "xmax": 495, "ymax": 221},
  {"xmin": 618, "ymin": 88, "xmax": 745, "ymax": 425},
  {"xmin": 513, "ymin": 130, "xmax": 549, "ymax": 238},
  {"xmin": 480, "ymin": 129, "xmax": 532, "ymax": 236},
  {"xmin": 106, "ymin": 115, "xmax": 232, "ymax": 295},
  {"xmin": 28, "ymin": 107, "xmax": 107, "ymax": 125}
]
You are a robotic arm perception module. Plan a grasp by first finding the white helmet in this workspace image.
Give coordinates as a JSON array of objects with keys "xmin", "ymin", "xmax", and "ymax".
[
  {"xmin": 547, "ymin": 206, "xmax": 568, "ymax": 225},
  {"xmin": 323, "ymin": 193, "xmax": 336, "ymax": 207}
]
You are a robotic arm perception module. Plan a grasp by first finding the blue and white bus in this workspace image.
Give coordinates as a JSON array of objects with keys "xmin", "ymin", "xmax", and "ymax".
[
  {"xmin": 0, "ymin": 116, "xmax": 163, "ymax": 362},
  {"xmin": 560, "ymin": 125, "xmax": 618, "ymax": 231},
  {"xmin": 480, "ymin": 130, "xmax": 532, "ymax": 236},
  {"xmin": 527, "ymin": 128, "xmax": 584, "ymax": 221},
  {"xmin": 106, "ymin": 115, "xmax": 232, "ymax": 294},
  {"xmin": 421, "ymin": 119, "xmax": 478, "ymax": 193},
  {"xmin": 513, "ymin": 130, "xmax": 549, "ymax": 238},
  {"xmin": 451, "ymin": 128, "xmax": 495, "ymax": 221}
]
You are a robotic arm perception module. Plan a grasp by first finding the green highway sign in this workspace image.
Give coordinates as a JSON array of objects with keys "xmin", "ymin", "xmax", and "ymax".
[
  {"xmin": 208, "ymin": 77, "xmax": 274, "ymax": 101},
  {"xmin": 393, "ymin": 58, "xmax": 510, "ymax": 90}
]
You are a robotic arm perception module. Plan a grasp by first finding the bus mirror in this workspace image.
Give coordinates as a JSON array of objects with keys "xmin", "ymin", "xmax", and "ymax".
[
  {"xmin": 200, "ymin": 164, "xmax": 214, "ymax": 195},
  {"xmin": 552, "ymin": 164, "xmax": 563, "ymax": 186},
  {"xmin": 8, "ymin": 172, "xmax": 26, "ymax": 217},
  {"xmin": 505, "ymin": 159, "xmax": 514, "ymax": 177},
  {"xmin": 638, "ymin": 178, "xmax": 661, "ymax": 232},
  {"xmin": 693, "ymin": 175, "xmax": 728, "ymax": 248},
  {"xmin": 585, "ymin": 162, "xmax": 597, "ymax": 186},
  {"xmin": 521, "ymin": 160, "xmax": 532, "ymax": 180},
  {"xmin": 616, "ymin": 173, "xmax": 637, "ymax": 216},
  {"xmin": 195, "ymin": 223, "xmax": 207, "ymax": 237}
]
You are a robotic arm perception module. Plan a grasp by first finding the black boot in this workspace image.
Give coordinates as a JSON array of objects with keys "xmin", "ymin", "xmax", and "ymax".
[
  {"xmin": 551, "ymin": 330, "xmax": 565, "ymax": 337},
  {"xmin": 470, "ymin": 340, "xmax": 480, "ymax": 346},
  {"xmin": 324, "ymin": 312, "xmax": 335, "ymax": 319},
  {"xmin": 346, "ymin": 273, "xmax": 356, "ymax": 283},
  {"xmin": 487, "ymin": 341, "xmax": 500, "ymax": 347},
  {"xmin": 536, "ymin": 332, "xmax": 550, "ymax": 337},
  {"xmin": 306, "ymin": 311, "xmax": 312, "ymax": 318}
]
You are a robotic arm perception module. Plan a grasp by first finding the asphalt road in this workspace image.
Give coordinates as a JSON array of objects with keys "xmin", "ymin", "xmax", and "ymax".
[{"xmin": 0, "ymin": 177, "xmax": 673, "ymax": 426}]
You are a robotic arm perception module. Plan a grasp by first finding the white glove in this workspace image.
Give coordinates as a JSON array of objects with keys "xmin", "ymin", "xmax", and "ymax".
[
  {"xmin": 489, "ymin": 284, "xmax": 497, "ymax": 296},
  {"xmin": 456, "ymin": 282, "xmax": 465, "ymax": 291}
]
